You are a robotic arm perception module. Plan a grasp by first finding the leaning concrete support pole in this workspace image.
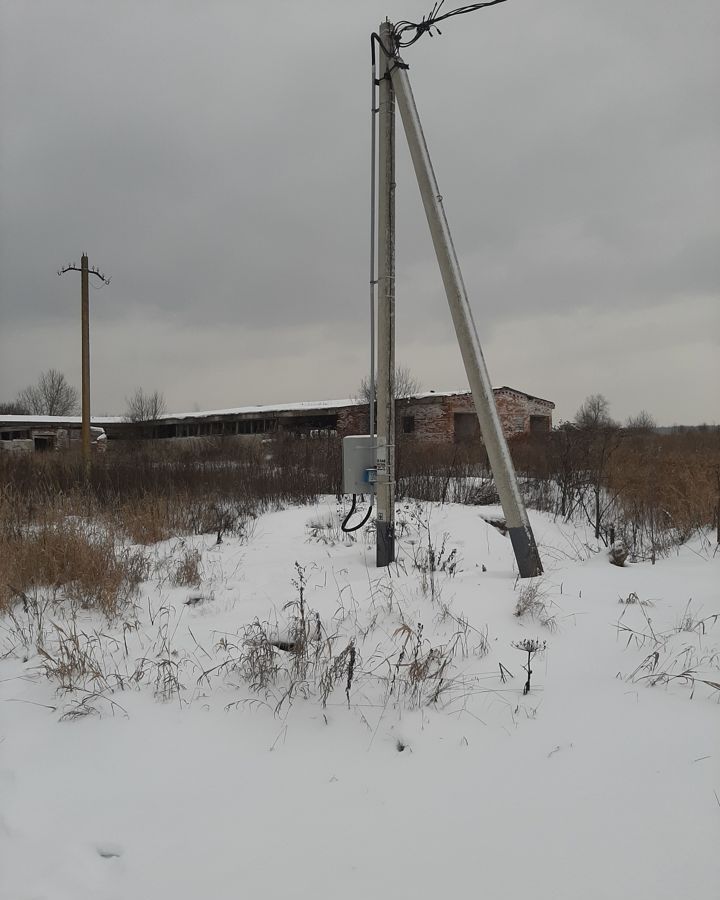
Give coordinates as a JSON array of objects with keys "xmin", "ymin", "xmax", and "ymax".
[
  {"xmin": 375, "ymin": 20, "xmax": 396, "ymax": 567},
  {"xmin": 390, "ymin": 59, "xmax": 542, "ymax": 577}
]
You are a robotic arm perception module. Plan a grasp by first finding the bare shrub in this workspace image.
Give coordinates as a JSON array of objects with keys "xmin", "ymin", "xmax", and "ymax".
[
  {"xmin": 396, "ymin": 443, "xmax": 490, "ymax": 505},
  {"xmin": 383, "ymin": 622, "xmax": 458, "ymax": 707},
  {"xmin": 170, "ymin": 548, "xmax": 202, "ymax": 587},
  {"xmin": 625, "ymin": 410, "xmax": 656, "ymax": 433},
  {"xmin": 511, "ymin": 427, "xmax": 719, "ymax": 558},
  {"xmin": 514, "ymin": 580, "xmax": 556, "ymax": 632},
  {"xmin": 153, "ymin": 657, "xmax": 183, "ymax": 702},
  {"xmin": 186, "ymin": 500, "xmax": 248, "ymax": 544},
  {"xmin": 412, "ymin": 531, "xmax": 459, "ymax": 601},
  {"xmin": 239, "ymin": 621, "xmax": 281, "ymax": 692},
  {"xmin": 319, "ymin": 640, "xmax": 356, "ymax": 708},
  {"xmin": 403, "ymin": 505, "xmax": 460, "ymax": 601},
  {"xmin": 284, "ymin": 562, "xmax": 311, "ymax": 680}
]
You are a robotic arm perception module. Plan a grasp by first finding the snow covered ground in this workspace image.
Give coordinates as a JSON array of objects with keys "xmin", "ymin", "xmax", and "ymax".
[{"xmin": 1, "ymin": 500, "xmax": 718, "ymax": 899}]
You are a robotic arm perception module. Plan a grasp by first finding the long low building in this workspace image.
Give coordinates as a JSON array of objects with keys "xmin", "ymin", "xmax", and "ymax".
[
  {"xmin": 0, "ymin": 417, "xmax": 107, "ymax": 452},
  {"xmin": 0, "ymin": 386, "xmax": 554, "ymax": 450}
]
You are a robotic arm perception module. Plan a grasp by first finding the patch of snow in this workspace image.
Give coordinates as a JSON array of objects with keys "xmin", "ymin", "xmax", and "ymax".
[{"xmin": 1, "ymin": 502, "xmax": 718, "ymax": 899}]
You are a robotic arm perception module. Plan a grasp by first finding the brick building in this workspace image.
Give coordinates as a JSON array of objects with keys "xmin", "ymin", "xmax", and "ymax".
[
  {"xmin": 1, "ymin": 387, "xmax": 553, "ymax": 451},
  {"xmin": 102, "ymin": 386, "xmax": 553, "ymax": 444},
  {"xmin": 394, "ymin": 387, "xmax": 554, "ymax": 443}
]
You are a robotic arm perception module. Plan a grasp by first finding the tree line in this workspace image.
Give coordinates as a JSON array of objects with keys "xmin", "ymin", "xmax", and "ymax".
[{"xmin": 0, "ymin": 370, "xmax": 166, "ymax": 422}]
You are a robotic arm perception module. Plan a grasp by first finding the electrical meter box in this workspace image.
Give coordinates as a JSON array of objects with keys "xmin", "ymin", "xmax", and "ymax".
[{"xmin": 342, "ymin": 435, "xmax": 377, "ymax": 494}]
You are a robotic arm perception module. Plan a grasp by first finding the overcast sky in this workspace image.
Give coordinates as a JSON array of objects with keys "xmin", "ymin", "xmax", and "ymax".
[{"xmin": 1, "ymin": 0, "xmax": 717, "ymax": 425}]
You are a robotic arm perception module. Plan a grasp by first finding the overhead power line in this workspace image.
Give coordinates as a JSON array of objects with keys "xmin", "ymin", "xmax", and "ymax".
[{"xmin": 393, "ymin": 0, "xmax": 509, "ymax": 48}]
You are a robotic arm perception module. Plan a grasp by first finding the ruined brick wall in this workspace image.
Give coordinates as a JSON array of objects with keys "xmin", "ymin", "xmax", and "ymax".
[
  {"xmin": 527, "ymin": 397, "xmax": 553, "ymax": 419},
  {"xmin": 397, "ymin": 396, "xmax": 453, "ymax": 443},
  {"xmin": 400, "ymin": 392, "xmax": 528, "ymax": 444},
  {"xmin": 337, "ymin": 406, "xmax": 369, "ymax": 437},
  {"xmin": 494, "ymin": 390, "xmax": 529, "ymax": 437},
  {"xmin": 331, "ymin": 390, "xmax": 552, "ymax": 444},
  {"xmin": 338, "ymin": 397, "xmax": 458, "ymax": 444}
]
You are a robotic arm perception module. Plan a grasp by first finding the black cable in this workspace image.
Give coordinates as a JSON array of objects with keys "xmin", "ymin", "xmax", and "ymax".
[
  {"xmin": 393, "ymin": 0, "xmax": 509, "ymax": 48},
  {"xmin": 371, "ymin": 31, "xmax": 407, "ymax": 70},
  {"xmin": 341, "ymin": 493, "xmax": 374, "ymax": 533}
]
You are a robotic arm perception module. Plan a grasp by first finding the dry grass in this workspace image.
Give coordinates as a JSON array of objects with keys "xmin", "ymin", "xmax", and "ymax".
[
  {"xmin": 0, "ymin": 523, "xmax": 148, "ymax": 617},
  {"xmin": 514, "ymin": 580, "xmax": 557, "ymax": 632},
  {"xmin": 619, "ymin": 601, "xmax": 720, "ymax": 701},
  {"xmin": 607, "ymin": 433, "xmax": 719, "ymax": 552},
  {"xmin": 0, "ymin": 436, "xmax": 333, "ymax": 548},
  {"xmin": 511, "ymin": 429, "xmax": 719, "ymax": 556},
  {"xmin": 117, "ymin": 497, "xmax": 175, "ymax": 545},
  {"xmin": 0, "ymin": 438, "xmax": 334, "ymax": 618},
  {"xmin": 170, "ymin": 548, "xmax": 202, "ymax": 587}
]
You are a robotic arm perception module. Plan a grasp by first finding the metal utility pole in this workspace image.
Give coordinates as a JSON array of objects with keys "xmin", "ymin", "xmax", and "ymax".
[
  {"xmin": 388, "ymin": 53, "xmax": 542, "ymax": 577},
  {"xmin": 375, "ymin": 20, "xmax": 396, "ymax": 567},
  {"xmin": 58, "ymin": 254, "xmax": 110, "ymax": 471}
]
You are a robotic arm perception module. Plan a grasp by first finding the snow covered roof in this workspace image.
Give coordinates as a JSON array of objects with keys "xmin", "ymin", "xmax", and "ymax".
[
  {"xmin": 159, "ymin": 392, "xmax": 488, "ymax": 421},
  {"xmin": 157, "ymin": 397, "xmax": 365, "ymax": 421},
  {"xmin": 0, "ymin": 415, "xmax": 119, "ymax": 426},
  {"xmin": 0, "ymin": 386, "xmax": 553, "ymax": 426}
]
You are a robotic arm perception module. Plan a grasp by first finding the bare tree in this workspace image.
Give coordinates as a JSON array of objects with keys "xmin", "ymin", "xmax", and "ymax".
[
  {"xmin": 0, "ymin": 400, "xmax": 29, "ymax": 415},
  {"xmin": 17, "ymin": 369, "xmax": 79, "ymax": 416},
  {"xmin": 574, "ymin": 394, "xmax": 616, "ymax": 430},
  {"xmin": 625, "ymin": 410, "xmax": 656, "ymax": 432},
  {"xmin": 124, "ymin": 388, "xmax": 167, "ymax": 422},
  {"xmin": 357, "ymin": 365, "xmax": 421, "ymax": 402},
  {"xmin": 570, "ymin": 395, "xmax": 624, "ymax": 539}
]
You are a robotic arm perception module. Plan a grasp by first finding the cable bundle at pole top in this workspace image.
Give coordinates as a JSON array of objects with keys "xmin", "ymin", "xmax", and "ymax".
[{"xmin": 392, "ymin": 0, "xmax": 508, "ymax": 48}]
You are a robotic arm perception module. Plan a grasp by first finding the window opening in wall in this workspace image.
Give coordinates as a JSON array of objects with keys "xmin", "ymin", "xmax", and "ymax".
[
  {"xmin": 33, "ymin": 436, "xmax": 56, "ymax": 452},
  {"xmin": 1, "ymin": 430, "xmax": 31, "ymax": 441},
  {"xmin": 529, "ymin": 415, "xmax": 550, "ymax": 434},
  {"xmin": 454, "ymin": 413, "xmax": 480, "ymax": 443},
  {"xmin": 402, "ymin": 415, "xmax": 415, "ymax": 434}
]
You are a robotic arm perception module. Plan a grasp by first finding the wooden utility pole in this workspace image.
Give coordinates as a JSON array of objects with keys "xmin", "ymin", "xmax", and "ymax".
[
  {"xmin": 80, "ymin": 255, "xmax": 90, "ymax": 463},
  {"xmin": 58, "ymin": 254, "xmax": 110, "ymax": 471}
]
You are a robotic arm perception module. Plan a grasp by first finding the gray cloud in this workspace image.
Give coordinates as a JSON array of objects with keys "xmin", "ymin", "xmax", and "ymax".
[{"xmin": 1, "ymin": 0, "xmax": 717, "ymax": 423}]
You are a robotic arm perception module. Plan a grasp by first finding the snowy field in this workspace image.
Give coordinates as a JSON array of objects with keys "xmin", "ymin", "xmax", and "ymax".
[{"xmin": 1, "ymin": 500, "xmax": 718, "ymax": 900}]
